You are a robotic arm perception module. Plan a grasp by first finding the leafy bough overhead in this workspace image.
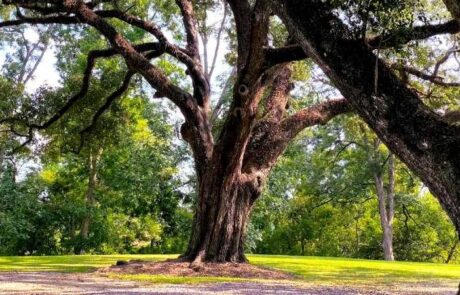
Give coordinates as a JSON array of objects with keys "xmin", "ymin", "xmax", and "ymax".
[
  {"xmin": 273, "ymin": 0, "xmax": 460, "ymax": 237},
  {"xmin": 0, "ymin": 0, "xmax": 460, "ymax": 265}
]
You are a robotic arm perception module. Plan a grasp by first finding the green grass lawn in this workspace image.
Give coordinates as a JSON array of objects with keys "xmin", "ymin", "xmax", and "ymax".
[
  {"xmin": 0, "ymin": 254, "xmax": 176, "ymax": 272},
  {"xmin": 0, "ymin": 254, "xmax": 459, "ymax": 286},
  {"xmin": 250, "ymin": 255, "xmax": 460, "ymax": 285}
]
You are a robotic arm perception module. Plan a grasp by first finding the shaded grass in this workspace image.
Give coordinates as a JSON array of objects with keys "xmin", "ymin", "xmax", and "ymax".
[{"xmin": 0, "ymin": 254, "xmax": 459, "ymax": 286}]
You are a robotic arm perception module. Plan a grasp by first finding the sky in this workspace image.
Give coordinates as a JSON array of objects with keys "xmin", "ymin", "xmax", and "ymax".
[{"xmin": 22, "ymin": 29, "xmax": 60, "ymax": 92}]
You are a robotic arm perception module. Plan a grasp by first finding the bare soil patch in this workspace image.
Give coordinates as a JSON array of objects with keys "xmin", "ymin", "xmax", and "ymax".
[
  {"xmin": 98, "ymin": 259, "xmax": 297, "ymax": 280},
  {"xmin": 0, "ymin": 272, "xmax": 457, "ymax": 294}
]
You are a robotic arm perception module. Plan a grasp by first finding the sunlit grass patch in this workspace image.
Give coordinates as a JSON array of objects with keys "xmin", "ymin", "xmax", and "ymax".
[
  {"xmin": 249, "ymin": 255, "xmax": 460, "ymax": 285},
  {"xmin": 0, "ymin": 254, "xmax": 176, "ymax": 273}
]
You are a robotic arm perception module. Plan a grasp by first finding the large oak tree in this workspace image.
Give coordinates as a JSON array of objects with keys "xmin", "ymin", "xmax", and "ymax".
[{"xmin": 0, "ymin": 0, "xmax": 459, "ymax": 267}]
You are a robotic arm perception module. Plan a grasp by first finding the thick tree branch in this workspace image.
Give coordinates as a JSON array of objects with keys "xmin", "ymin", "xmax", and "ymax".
[
  {"xmin": 89, "ymin": 8, "xmax": 215, "ymax": 171},
  {"xmin": 0, "ymin": 6, "xmax": 207, "ymax": 97},
  {"xmin": 281, "ymin": 98, "xmax": 351, "ymax": 139},
  {"xmin": 263, "ymin": 19, "xmax": 460, "ymax": 68},
  {"xmin": 366, "ymin": 20, "xmax": 460, "ymax": 49},
  {"xmin": 263, "ymin": 65, "xmax": 293, "ymax": 121},
  {"xmin": 264, "ymin": 45, "xmax": 309, "ymax": 68},
  {"xmin": 239, "ymin": 0, "xmax": 271, "ymax": 84},
  {"xmin": 80, "ymin": 71, "xmax": 135, "ymax": 137},
  {"xmin": 175, "ymin": 0, "xmax": 200, "ymax": 59},
  {"xmin": 97, "ymin": 9, "xmax": 210, "ymax": 107},
  {"xmin": 392, "ymin": 64, "xmax": 460, "ymax": 87},
  {"xmin": 0, "ymin": 14, "xmax": 79, "ymax": 27},
  {"xmin": 65, "ymin": 2, "xmax": 198, "ymax": 120},
  {"xmin": 4, "ymin": 0, "xmax": 213, "ymax": 180},
  {"xmin": 94, "ymin": 10, "xmax": 191, "ymax": 63},
  {"xmin": 91, "ymin": 42, "xmax": 164, "ymax": 58},
  {"xmin": 1, "ymin": 2, "xmax": 210, "ymax": 107},
  {"xmin": 226, "ymin": 0, "xmax": 252, "ymax": 69},
  {"xmin": 243, "ymin": 98, "xmax": 351, "ymax": 176},
  {"xmin": 214, "ymin": 0, "xmax": 272, "ymax": 180}
]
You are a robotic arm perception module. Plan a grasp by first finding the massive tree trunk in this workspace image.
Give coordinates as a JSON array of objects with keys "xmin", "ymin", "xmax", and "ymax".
[
  {"xmin": 275, "ymin": 0, "xmax": 460, "ymax": 236},
  {"xmin": 182, "ymin": 172, "xmax": 262, "ymax": 264}
]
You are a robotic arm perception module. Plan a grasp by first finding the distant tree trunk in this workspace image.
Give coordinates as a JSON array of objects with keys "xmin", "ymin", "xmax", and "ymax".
[
  {"xmin": 374, "ymin": 174, "xmax": 394, "ymax": 261},
  {"xmin": 446, "ymin": 240, "xmax": 458, "ymax": 264},
  {"xmin": 374, "ymin": 153, "xmax": 395, "ymax": 261},
  {"xmin": 354, "ymin": 215, "xmax": 360, "ymax": 254},
  {"xmin": 0, "ymin": 151, "xmax": 3, "ymax": 177},
  {"xmin": 9, "ymin": 161, "xmax": 17, "ymax": 184},
  {"xmin": 300, "ymin": 239, "xmax": 306, "ymax": 256},
  {"xmin": 79, "ymin": 147, "xmax": 102, "ymax": 253},
  {"xmin": 387, "ymin": 154, "xmax": 396, "ymax": 258}
]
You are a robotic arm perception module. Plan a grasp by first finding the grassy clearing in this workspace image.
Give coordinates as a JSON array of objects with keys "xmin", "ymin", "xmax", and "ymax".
[
  {"xmin": 250, "ymin": 255, "xmax": 460, "ymax": 285},
  {"xmin": 0, "ymin": 254, "xmax": 176, "ymax": 272},
  {"xmin": 0, "ymin": 254, "xmax": 459, "ymax": 286}
]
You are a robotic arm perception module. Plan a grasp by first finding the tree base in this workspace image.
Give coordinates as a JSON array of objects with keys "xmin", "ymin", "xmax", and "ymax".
[
  {"xmin": 179, "ymin": 251, "xmax": 249, "ymax": 271},
  {"xmin": 101, "ymin": 259, "xmax": 295, "ymax": 280}
]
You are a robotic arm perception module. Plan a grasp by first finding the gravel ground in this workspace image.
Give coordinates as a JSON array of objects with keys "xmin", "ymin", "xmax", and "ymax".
[{"xmin": 0, "ymin": 272, "xmax": 457, "ymax": 295}]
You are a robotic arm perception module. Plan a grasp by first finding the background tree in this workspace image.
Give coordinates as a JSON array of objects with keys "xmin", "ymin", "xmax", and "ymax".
[{"xmin": 250, "ymin": 115, "xmax": 459, "ymax": 263}]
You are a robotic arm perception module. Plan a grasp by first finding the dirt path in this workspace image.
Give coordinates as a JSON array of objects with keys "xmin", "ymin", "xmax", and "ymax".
[{"xmin": 0, "ymin": 272, "xmax": 457, "ymax": 295}]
